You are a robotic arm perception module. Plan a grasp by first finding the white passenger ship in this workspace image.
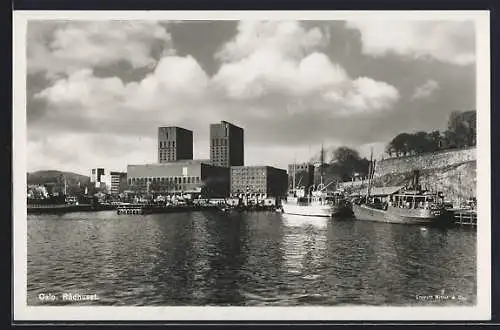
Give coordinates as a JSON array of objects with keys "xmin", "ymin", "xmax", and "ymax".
[
  {"xmin": 281, "ymin": 184, "xmax": 338, "ymax": 217},
  {"xmin": 280, "ymin": 146, "xmax": 351, "ymax": 218}
]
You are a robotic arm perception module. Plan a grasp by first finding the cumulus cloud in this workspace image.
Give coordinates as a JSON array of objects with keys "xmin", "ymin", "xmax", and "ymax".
[
  {"xmin": 411, "ymin": 79, "xmax": 440, "ymax": 100},
  {"xmin": 30, "ymin": 51, "xmax": 217, "ymax": 172},
  {"xmin": 215, "ymin": 21, "xmax": 327, "ymax": 62},
  {"xmin": 345, "ymin": 20, "xmax": 475, "ymax": 66},
  {"xmin": 30, "ymin": 20, "xmax": 454, "ymax": 174},
  {"xmin": 27, "ymin": 20, "xmax": 173, "ymax": 78},
  {"xmin": 213, "ymin": 21, "xmax": 400, "ymax": 114},
  {"xmin": 34, "ymin": 55, "xmax": 210, "ymax": 126},
  {"xmin": 27, "ymin": 133, "xmax": 156, "ymax": 174}
]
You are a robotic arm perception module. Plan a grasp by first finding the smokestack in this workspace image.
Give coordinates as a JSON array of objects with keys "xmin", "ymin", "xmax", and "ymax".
[{"xmin": 411, "ymin": 170, "xmax": 420, "ymax": 189}]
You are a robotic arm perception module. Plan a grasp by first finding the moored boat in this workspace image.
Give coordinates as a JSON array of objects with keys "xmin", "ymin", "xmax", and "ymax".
[
  {"xmin": 281, "ymin": 185, "xmax": 337, "ymax": 217},
  {"xmin": 352, "ymin": 188, "xmax": 446, "ymax": 225},
  {"xmin": 351, "ymin": 148, "xmax": 445, "ymax": 225},
  {"xmin": 281, "ymin": 145, "xmax": 352, "ymax": 218}
]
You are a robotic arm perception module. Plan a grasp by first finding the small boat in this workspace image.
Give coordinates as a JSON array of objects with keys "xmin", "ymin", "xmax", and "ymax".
[
  {"xmin": 218, "ymin": 204, "xmax": 244, "ymax": 214},
  {"xmin": 281, "ymin": 146, "xmax": 352, "ymax": 218},
  {"xmin": 352, "ymin": 188, "xmax": 446, "ymax": 225},
  {"xmin": 351, "ymin": 149, "xmax": 445, "ymax": 225},
  {"xmin": 281, "ymin": 185, "xmax": 336, "ymax": 217}
]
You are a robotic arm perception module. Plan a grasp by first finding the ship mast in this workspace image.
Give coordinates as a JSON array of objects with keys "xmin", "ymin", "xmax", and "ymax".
[
  {"xmin": 366, "ymin": 146, "xmax": 373, "ymax": 201},
  {"xmin": 320, "ymin": 144, "xmax": 325, "ymax": 186},
  {"xmin": 61, "ymin": 174, "xmax": 67, "ymax": 196},
  {"xmin": 458, "ymin": 171, "xmax": 462, "ymax": 208}
]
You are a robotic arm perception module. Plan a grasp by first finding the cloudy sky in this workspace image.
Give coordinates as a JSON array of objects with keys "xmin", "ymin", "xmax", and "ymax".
[{"xmin": 26, "ymin": 19, "xmax": 476, "ymax": 175}]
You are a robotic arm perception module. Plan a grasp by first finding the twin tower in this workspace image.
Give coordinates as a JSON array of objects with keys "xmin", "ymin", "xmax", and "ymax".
[{"xmin": 158, "ymin": 121, "xmax": 244, "ymax": 168}]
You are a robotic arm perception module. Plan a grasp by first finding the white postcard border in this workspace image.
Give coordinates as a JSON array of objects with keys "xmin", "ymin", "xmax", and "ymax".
[{"xmin": 13, "ymin": 10, "xmax": 491, "ymax": 321}]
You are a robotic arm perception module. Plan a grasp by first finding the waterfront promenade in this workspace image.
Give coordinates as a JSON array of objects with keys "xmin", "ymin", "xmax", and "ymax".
[
  {"xmin": 27, "ymin": 203, "xmax": 114, "ymax": 214},
  {"xmin": 26, "ymin": 201, "xmax": 476, "ymax": 228}
]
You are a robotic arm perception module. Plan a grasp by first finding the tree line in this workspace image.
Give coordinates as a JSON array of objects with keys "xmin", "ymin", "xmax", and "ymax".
[
  {"xmin": 385, "ymin": 110, "xmax": 476, "ymax": 157},
  {"xmin": 291, "ymin": 110, "xmax": 476, "ymax": 186},
  {"xmin": 291, "ymin": 146, "xmax": 371, "ymax": 187}
]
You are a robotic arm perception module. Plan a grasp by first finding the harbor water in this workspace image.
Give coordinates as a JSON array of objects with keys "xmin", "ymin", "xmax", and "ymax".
[{"xmin": 27, "ymin": 211, "xmax": 476, "ymax": 306}]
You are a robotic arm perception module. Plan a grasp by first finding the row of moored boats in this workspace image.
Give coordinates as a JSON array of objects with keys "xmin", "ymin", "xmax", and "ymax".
[
  {"xmin": 279, "ymin": 183, "xmax": 449, "ymax": 226},
  {"xmin": 279, "ymin": 147, "xmax": 451, "ymax": 226}
]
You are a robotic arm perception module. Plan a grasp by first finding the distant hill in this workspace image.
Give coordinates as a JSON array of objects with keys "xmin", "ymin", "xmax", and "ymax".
[{"xmin": 27, "ymin": 170, "xmax": 90, "ymax": 186}]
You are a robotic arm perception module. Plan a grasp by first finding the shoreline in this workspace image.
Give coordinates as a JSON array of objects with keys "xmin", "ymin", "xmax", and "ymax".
[
  {"xmin": 27, "ymin": 203, "xmax": 279, "ymax": 215},
  {"xmin": 27, "ymin": 204, "xmax": 115, "ymax": 214}
]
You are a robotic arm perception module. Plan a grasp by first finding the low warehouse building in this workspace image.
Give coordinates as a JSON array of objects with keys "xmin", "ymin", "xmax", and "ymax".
[{"xmin": 127, "ymin": 160, "xmax": 229, "ymax": 198}]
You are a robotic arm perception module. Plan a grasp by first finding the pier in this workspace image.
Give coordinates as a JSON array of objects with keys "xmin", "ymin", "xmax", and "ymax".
[
  {"xmin": 27, "ymin": 203, "xmax": 115, "ymax": 214},
  {"xmin": 116, "ymin": 204, "xmax": 218, "ymax": 215},
  {"xmin": 452, "ymin": 209, "xmax": 477, "ymax": 227},
  {"xmin": 116, "ymin": 203, "xmax": 277, "ymax": 215}
]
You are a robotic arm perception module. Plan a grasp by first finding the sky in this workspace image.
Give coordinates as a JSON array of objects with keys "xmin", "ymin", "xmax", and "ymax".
[{"xmin": 26, "ymin": 19, "xmax": 476, "ymax": 175}]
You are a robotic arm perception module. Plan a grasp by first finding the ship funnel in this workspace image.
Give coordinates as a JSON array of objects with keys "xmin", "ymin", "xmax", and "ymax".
[{"xmin": 411, "ymin": 170, "xmax": 420, "ymax": 189}]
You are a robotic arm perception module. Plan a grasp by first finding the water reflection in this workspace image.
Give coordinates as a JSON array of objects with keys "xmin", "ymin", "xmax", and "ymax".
[
  {"xmin": 280, "ymin": 214, "xmax": 329, "ymax": 305},
  {"xmin": 240, "ymin": 212, "xmax": 285, "ymax": 305},
  {"xmin": 150, "ymin": 213, "xmax": 196, "ymax": 305},
  {"xmin": 203, "ymin": 212, "xmax": 248, "ymax": 305},
  {"xmin": 27, "ymin": 212, "xmax": 476, "ymax": 306},
  {"xmin": 281, "ymin": 214, "xmax": 328, "ymax": 275}
]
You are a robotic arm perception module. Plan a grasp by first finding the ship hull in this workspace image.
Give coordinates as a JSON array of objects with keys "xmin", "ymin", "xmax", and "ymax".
[
  {"xmin": 352, "ymin": 204, "xmax": 439, "ymax": 225},
  {"xmin": 281, "ymin": 203, "xmax": 334, "ymax": 217}
]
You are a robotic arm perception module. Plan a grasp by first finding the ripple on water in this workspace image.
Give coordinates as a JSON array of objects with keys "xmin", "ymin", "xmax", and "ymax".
[{"xmin": 27, "ymin": 213, "xmax": 477, "ymax": 306}]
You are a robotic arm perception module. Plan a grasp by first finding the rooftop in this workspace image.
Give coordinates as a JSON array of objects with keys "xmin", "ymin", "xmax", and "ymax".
[
  {"xmin": 128, "ymin": 159, "xmax": 210, "ymax": 167},
  {"xmin": 230, "ymin": 165, "xmax": 286, "ymax": 171},
  {"xmin": 158, "ymin": 126, "xmax": 192, "ymax": 132},
  {"xmin": 351, "ymin": 186, "xmax": 404, "ymax": 197},
  {"xmin": 212, "ymin": 120, "xmax": 243, "ymax": 129}
]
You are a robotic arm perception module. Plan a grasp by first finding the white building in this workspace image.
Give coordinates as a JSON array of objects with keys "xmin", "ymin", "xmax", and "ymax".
[{"xmin": 90, "ymin": 168, "xmax": 114, "ymax": 193}]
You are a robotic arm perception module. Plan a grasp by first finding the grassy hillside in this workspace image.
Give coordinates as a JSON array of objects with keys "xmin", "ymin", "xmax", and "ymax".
[{"xmin": 27, "ymin": 170, "xmax": 90, "ymax": 186}]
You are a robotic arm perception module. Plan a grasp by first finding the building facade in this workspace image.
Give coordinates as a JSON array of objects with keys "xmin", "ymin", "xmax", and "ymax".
[
  {"xmin": 127, "ymin": 160, "xmax": 229, "ymax": 198},
  {"xmin": 158, "ymin": 126, "xmax": 193, "ymax": 163},
  {"xmin": 90, "ymin": 168, "xmax": 111, "ymax": 192},
  {"xmin": 210, "ymin": 121, "xmax": 244, "ymax": 168},
  {"xmin": 90, "ymin": 168, "xmax": 105, "ymax": 185},
  {"xmin": 230, "ymin": 166, "xmax": 288, "ymax": 198},
  {"xmin": 288, "ymin": 163, "xmax": 315, "ymax": 190},
  {"xmin": 109, "ymin": 171, "xmax": 127, "ymax": 195}
]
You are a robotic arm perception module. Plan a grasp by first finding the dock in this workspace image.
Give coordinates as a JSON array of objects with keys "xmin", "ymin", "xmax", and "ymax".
[
  {"xmin": 116, "ymin": 204, "xmax": 218, "ymax": 215},
  {"xmin": 116, "ymin": 203, "xmax": 278, "ymax": 215},
  {"xmin": 451, "ymin": 209, "xmax": 477, "ymax": 227},
  {"xmin": 27, "ymin": 204, "xmax": 116, "ymax": 214}
]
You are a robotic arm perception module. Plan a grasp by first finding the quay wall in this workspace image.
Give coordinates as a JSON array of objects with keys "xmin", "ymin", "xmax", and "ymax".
[
  {"xmin": 373, "ymin": 147, "xmax": 476, "ymax": 178},
  {"xmin": 341, "ymin": 147, "xmax": 477, "ymax": 207}
]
